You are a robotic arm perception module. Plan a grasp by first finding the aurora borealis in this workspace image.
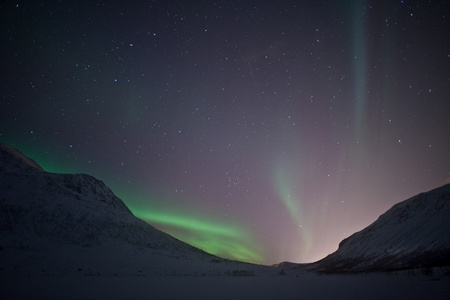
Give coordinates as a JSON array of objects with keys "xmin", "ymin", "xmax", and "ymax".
[{"xmin": 1, "ymin": 1, "xmax": 449, "ymax": 265}]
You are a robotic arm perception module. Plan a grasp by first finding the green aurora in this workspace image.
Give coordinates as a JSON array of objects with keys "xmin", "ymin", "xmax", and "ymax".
[
  {"xmin": 274, "ymin": 165, "xmax": 313, "ymax": 260},
  {"xmin": 134, "ymin": 209, "xmax": 264, "ymax": 263}
]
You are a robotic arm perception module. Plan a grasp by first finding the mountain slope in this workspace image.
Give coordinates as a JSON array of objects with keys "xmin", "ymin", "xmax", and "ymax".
[
  {"xmin": 1, "ymin": 143, "xmax": 277, "ymax": 277},
  {"xmin": 306, "ymin": 184, "xmax": 450, "ymax": 273},
  {"xmin": 0, "ymin": 143, "xmax": 203, "ymax": 253}
]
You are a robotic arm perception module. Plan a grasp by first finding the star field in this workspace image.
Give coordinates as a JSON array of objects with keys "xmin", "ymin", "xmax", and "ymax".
[{"xmin": 1, "ymin": 1, "xmax": 449, "ymax": 264}]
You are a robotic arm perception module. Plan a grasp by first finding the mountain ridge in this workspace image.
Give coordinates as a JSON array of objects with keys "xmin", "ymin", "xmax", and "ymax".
[
  {"xmin": 295, "ymin": 184, "xmax": 450, "ymax": 273},
  {"xmin": 0, "ymin": 143, "xmax": 44, "ymax": 172},
  {"xmin": 0, "ymin": 143, "xmax": 214, "ymax": 265}
]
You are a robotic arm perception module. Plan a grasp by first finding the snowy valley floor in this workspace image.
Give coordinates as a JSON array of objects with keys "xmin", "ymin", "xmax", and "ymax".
[
  {"xmin": 1, "ymin": 243, "xmax": 450, "ymax": 299},
  {"xmin": 2, "ymin": 272, "xmax": 450, "ymax": 300}
]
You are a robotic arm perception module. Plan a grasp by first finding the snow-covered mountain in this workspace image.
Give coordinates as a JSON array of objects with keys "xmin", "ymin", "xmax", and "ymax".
[
  {"xmin": 304, "ymin": 184, "xmax": 450, "ymax": 273},
  {"xmin": 0, "ymin": 143, "xmax": 271, "ymax": 276},
  {"xmin": 0, "ymin": 143, "xmax": 202, "ymax": 252}
]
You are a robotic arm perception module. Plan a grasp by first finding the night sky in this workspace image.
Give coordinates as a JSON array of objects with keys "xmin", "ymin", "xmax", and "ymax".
[{"xmin": 1, "ymin": 1, "xmax": 449, "ymax": 264}]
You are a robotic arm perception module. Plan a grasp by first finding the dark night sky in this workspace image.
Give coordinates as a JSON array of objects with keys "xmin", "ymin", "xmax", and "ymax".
[{"xmin": 1, "ymin": 0, "xmax": 449, "ymax": 264}]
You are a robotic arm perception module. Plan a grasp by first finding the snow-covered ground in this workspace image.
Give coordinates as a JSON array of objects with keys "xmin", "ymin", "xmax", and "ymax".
[
  {"xmin": 2, "ymin": 238, "xmax": 448, "ymax": 299},
  {"xmin": 2, "ymin": 270, "xmax": 449, "ymax": 300}
]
